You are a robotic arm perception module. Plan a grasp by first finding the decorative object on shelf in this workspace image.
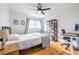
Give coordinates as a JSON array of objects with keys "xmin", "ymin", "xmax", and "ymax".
[
  {"xmin": 13, "ymin": 19, "xmax": 19, "ymax": 25},
  {"xmin": 21, "ymin": 20, "xmax": 25, "ymax": 25},
  {"xmin": 47, "ymin": 19, "xmax": 58, "ymax": 41}
]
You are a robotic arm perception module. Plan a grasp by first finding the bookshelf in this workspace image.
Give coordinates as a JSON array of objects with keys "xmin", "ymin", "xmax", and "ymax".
[{"xmin": 47, "ymin": 19, "xmax": 58, "ymax": 41}]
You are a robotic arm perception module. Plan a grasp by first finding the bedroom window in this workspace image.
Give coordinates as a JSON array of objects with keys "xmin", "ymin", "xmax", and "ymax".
[{"xmin": 29, "ymin": 19, "xmax": 41, "ymax": 30}]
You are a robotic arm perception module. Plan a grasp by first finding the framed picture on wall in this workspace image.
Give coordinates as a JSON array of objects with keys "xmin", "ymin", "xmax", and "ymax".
[
  {"xmin": 13, "ymin": 19, "xmax": 19, "ymax": 25},
  {"xmin": 21, "ymin": 20, "xmax": 25, "ymax": 25}
]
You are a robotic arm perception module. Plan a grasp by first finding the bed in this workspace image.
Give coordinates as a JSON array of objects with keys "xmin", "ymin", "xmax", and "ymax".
[
  {"xmin": 7, "ymin": 33, "xmax": 49, "ymax": 50},
  {"xmin": 0, "ymin": 33, "xmax": 50, "ymax": 54},
  {"xmin": 31, "ymin": 33, "xmax": 50, "ymax": 48},
  {"xmin": 17, "ymin": 34, "xmax": 42, "ymax": 50}
]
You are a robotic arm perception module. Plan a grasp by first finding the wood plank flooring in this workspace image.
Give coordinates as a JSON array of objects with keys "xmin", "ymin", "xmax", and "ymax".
[{"xmin": 19, "ymin": 41, "xmax": 73, "ymax": 55}]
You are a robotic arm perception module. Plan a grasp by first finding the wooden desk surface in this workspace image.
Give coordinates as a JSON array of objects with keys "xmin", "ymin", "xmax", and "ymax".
[{"xmin": 61, "ymin": 33, "xmax": 79, "ymax": 37}]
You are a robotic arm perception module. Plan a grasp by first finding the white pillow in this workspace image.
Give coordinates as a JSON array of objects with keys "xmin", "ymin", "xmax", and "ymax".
[{"xmin": 7, "ymin": 34, "xmax": 19, "ymax": 41}]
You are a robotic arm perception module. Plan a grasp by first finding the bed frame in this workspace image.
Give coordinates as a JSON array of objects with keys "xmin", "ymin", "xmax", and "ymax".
[{"xmin": 2, "ymin": 26, "xmax": 11, "ymax": 34}]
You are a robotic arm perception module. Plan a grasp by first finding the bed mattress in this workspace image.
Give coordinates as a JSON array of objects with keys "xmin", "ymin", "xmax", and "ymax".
[
  {"xmin": 31, "ymin": 33, "xmax": 47, "ymax": 37},
  {"xmin": 18, "ymin": 34, "xmax": 42, "ymax": 50},
  {"xmin": 0, "ymin": 33, "xmax": 48, "ymax": 50}
]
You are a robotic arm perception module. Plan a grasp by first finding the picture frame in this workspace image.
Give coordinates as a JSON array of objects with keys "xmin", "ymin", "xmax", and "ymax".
[
  {"xmin": 13, "ymin": 19, "xmax": 19, "ymax": 25},
  {"xmin": 21, "ymin": 20, "xmax": 25, "ymax": 25}
]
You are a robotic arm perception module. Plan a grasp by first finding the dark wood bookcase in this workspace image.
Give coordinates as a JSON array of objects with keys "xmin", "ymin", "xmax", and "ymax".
[{"xmin": 47, "ymin": 19, "xmax": 58, "ymax": 41}]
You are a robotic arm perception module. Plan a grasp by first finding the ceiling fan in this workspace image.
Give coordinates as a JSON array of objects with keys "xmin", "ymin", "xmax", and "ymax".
[{"xmin": 29, "ymin": 3, "xmax": 51, "ymax": 15}]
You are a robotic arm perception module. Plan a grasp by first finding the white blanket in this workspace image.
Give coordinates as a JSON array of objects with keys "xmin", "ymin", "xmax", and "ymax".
[
  {"xmin": 18, "ymin": 34, "xmax": 42, "ymax": 50},
  {"xmin": 31, "ymin": 33, "xmax": 50, "ymax": 48},
  {"xmin": 1, "ymin": 33, "xmax": 48, "ymax": 50},
  {"xmin": 31, "ymin": 33, "xmax": 47, "ymax": 37}
]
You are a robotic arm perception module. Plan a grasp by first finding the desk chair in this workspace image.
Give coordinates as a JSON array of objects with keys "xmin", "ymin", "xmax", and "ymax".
[
  {"xmin": 61, "ymin": 29, "xmax": 70, "ymax": 49},
  {"xmin": 72, "ymin": 38, "xmax": 79, "ymax": 50}
]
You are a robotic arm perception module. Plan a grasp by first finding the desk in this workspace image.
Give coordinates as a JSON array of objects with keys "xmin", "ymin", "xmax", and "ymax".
[
  {"xmin": 61, "ymin": 33, "xmax": 79, "ymax": 55},
  {"xmin": 61, "ymin": 33, "xmax": 79, "ymax": 37}
]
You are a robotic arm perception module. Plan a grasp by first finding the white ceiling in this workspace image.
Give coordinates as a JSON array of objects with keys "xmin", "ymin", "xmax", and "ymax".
[{"xmin": 8, "ymin": 3, "xmax": 79, "ymax": 18}]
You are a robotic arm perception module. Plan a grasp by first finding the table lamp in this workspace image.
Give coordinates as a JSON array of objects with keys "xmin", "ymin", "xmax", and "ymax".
[{"xmin": 0, "ymin": 29, "xmax": 9, "ymax": 50}]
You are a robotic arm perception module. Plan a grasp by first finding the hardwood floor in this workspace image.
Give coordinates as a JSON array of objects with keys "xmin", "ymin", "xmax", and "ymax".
[
  {"xmin": 6, "ymin": 40, "xmax": 79, "ymax": 55},
  {"xmin": 19, "ymin": 41, "xmax": 72, "ymax": 55}
]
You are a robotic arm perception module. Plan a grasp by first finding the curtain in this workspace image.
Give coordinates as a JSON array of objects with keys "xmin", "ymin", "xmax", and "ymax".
[
  {"xmin": 25, "ymin": 18, "xmax": 44, "ymax": 34},
  {"xmin": 28, "ymin": 19, "xmax": 41, "ymax": 33},
  {"xmin": 25, "ymin": 18, "xmax": 29, "ymax": 34},
  {"xmin": 40, "ymin": 20, "xmax": 44, "ymax": 33}
]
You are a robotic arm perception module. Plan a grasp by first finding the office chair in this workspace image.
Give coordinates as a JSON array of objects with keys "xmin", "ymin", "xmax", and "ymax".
[
  {"xmin": 72, "ymin": 38, "xmax": 79, "ymax": 50},
  {"xmin": 61, "ymin": 29, "xmax": 70, "ymax": 49}
]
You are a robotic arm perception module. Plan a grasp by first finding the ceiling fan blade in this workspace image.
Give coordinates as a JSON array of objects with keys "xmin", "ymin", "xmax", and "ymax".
[
  {"xmin": 41, "ymin": 11, "xmax": 45, "ymax": 15},
  {"xmin": 28, "ymin": 8, "xmax": 37, "ymax": 10},
  {"xmin": 42, "ymin": 8, "xmax": 51, "ymax": 11}
]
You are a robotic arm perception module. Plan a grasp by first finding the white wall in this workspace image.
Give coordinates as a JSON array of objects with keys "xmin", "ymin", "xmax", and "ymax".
[
  {"xmin": 10, "ymin": 12, "xmax": 45, "ymax": 34},
  {"xmin": 9, "ymin": 12, "xmax": 27, "ymax": 34},
  {"xmin": 9, "ymin": 4, "xmax": 79, "ymax": 34},
  {"xmin": 0, "ymin": 3, "xmax": 9, "ymax": 26},
  {"xmin": 45, "ymin": 6, "xmax": 79, "ymax": 33}
]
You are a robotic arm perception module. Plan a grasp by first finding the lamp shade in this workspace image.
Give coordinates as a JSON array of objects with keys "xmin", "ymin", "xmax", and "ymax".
[{"xmin": 0, "ymin": 29, "xmax": 9, "ymax": 39}]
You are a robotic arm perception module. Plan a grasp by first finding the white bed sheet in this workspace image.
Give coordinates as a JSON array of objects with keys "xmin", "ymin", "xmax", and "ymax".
[
  {"xmin": 18, "ymin": 34, "xmax": 42, "ymax": 50},
  {"xmin": 31, "ymin": 33, "xmax": 50, "ymax": 48},
  {"xmin": 0, "ymin": 33, "xmax": 47, "ymax": 50},
  {"xmin": 31, "ymin": 33, "xmax": 47, "ymax": 37}
]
